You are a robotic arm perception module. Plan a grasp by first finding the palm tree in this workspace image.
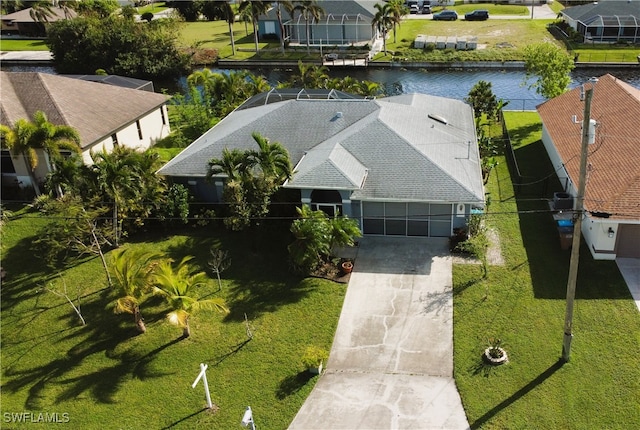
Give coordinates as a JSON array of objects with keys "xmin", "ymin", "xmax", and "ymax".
[
  {"xmin": 239, "ymin": 0, "xmax": 271, "ymax": 53},
  {"xmin": 216, "ymin": 1, "xmax": 237, "ymax": 56},
  {"xmin": 91, "ymin": 146, "xmax": 139, "ymax": 246},
  {"xmin": 386, "ymin": 0, "xmax": 408, "ymax": 44},
  {"xmin": 293, "ymin": 0, "xmax": 324, "ymax": 54},
  {"xmin": 110, "ymin": 248, "xmax": 162, "ymax": 333},
  {"xmin": 289, "ymin": 61, "xmax": 329, "ymax": 88},
  {"xmin": 207, "ymin": 147, "xmax": 252, "ymax": 182},
  {"xmin": 29, "ymin": 0, "xmax": 55, "ymax": 36},
  {"xmin": 372, "ymin": 2, "xmax": 395, "ymax": 56},
  {"xmin": 153, "ymin": 256, "xmax": 229, "ymax": 338},
  {"xmin": 288, "ymin": 205, "xmax": 331, "ymax": 273},
  {"xmin": 275, "ymin": 1, "xmax": 294, "ymax": 53},
  {"xmin": 0, "ymin": 111, "xmax": 80, "ymax": 196},
  {"xmin": 247, "ymin": 132, "xmax": 292, "ymax": 184}
]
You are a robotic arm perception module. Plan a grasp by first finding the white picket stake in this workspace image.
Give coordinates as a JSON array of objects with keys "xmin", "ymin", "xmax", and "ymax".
[{"xmin": 191, "ymin": 363, "xmax": 213, "ymax": 409}]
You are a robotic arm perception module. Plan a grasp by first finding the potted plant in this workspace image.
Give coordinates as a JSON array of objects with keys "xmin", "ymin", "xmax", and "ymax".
[
  {"xmin": 301, "ymin": 346, "xmax": 329, "ymax": 374},
  {"xmin": 341, "ymin": 260, "xmax": 353, "ymax": 274},
  {"xmin": 483, "ymin": 337, "xmax": 508, "ymax": 365}
]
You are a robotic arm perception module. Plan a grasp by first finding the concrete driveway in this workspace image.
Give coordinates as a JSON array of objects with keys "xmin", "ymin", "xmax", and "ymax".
[{"xmin": 289, "ymin": 237, "xmax": 469, "ymax": 429}]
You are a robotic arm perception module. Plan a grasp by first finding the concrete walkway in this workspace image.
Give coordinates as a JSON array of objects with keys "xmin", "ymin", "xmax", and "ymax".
[
  {"xmin": 616, "ymin": 258, "xmax": 640, "ymax": 312},
  {"xmin": 289, "ymin": 237, "xmax": 469, "ymax": 430}
]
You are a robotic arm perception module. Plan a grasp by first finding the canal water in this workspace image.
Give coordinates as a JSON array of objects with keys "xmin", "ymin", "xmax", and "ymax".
[{"xmin": 4, "ymin": 64, "xmax": 640, "ymax": 110}]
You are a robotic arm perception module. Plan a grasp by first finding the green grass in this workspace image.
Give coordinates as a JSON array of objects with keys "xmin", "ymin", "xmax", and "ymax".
[
  {"xmin": 1, "ymin": 209, "xmax": 345, "ymax": 428},
  {"xmin": 0, "ymin": 39, "xmax": 48, "ymax": 51},
  {"xmin": 136, "ymin": 1, "xmax": 168, "ymax": 15},
  {"xmin": 573, "ymin": 46, "xmax": 640, "ymax": 63},
  {"xmin": 374, "ymin": 18, "xmax": 559, "ymax": 62},
  {"xmin": 453, "ymin": 111, "xmax": 640, "ymax": 429}
]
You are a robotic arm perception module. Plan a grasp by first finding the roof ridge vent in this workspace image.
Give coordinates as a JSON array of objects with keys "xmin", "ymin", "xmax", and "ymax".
[
  {"xmin": 428, "ymin": 113, "xmax": 448, "ymax": 125},
  {"xmin": 336, "ymin": 111, "xmax": 343, "ymax": 118}
]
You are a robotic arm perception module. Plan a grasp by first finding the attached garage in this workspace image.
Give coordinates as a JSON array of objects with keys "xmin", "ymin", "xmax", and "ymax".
[{"xmin": 616, "ymin": 224, "xmax": 640, "ymax": 258}]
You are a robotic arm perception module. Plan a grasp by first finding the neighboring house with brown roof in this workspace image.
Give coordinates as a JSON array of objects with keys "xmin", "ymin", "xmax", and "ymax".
[
  {"xmin": 1, "ymin": 72, "xmax": 170, "ymax": 195},
  {"xmin": 0, "ymin": 6, "xmax": 76, "ymax": 36},
  {"xmin": 537, "ymin": 74, "xmax": 640, "ymax": 259}
]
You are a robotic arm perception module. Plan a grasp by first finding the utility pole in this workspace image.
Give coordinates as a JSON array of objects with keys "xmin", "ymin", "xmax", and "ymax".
[{"xmin": 562, "ymin": 83, "xmax": 594, "ymax": 363}]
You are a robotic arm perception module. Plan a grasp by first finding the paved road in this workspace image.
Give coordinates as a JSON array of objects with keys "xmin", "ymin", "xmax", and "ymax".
[
  {"xmin": 288, "ymin": 237, "xmax": 469, "ymax": 429},
  {"xmin": 406, "ymin": 5, "xmax": 558, "ymax": 20}
]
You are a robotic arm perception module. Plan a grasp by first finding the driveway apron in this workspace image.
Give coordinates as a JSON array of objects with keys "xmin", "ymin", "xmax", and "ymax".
[{"xmin": 288, "ymin": 237, "xmax": 469, "ymax": 429}]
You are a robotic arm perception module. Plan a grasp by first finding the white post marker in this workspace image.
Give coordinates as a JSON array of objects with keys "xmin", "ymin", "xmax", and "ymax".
[
  {"xmin": 191, "ymin": 363, "xmax": 213, "ymax": 409},
  {"xmin": 241, "ymin": 406, "xmax": 256, "ymax": 430}
]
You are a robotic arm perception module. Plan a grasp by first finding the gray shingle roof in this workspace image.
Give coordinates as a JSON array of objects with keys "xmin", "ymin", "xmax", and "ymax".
[
  {"xmin": 561, "ymin": 1, "xmax": 640, "ymax": 21},
  {"xmin": 158, "ymin": 94, "xmax": 484, "ymax": 204},
  {"xmin": 0, "ymin": 72, "xmax": 169, "ymax": 150}
]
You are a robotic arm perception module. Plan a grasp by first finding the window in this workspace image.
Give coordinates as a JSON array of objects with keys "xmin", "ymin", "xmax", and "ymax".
[
  {"xmin": 136, "ymin": 120, "xmax": 143, "ymax": 140},
  {"xmin": 1, "ymin": 150, "xmax": 16, "ymax": 174},
  {"xmin": 111, "ymin": 134, "xmax": 118, "ymax": 146}
]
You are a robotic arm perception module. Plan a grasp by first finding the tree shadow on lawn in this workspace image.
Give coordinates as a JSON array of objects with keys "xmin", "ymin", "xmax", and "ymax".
[
  {"xmin": 276, "ymin": 371, "xmax": 315, "ymax": 400},
  {"xmin": 506, "ymin": 122, "xmax": 541, "ymax": 149},
  {"xmin": 513, "ymin": 143, "xmax": 630, "ymax": 300},
  {"xmin": 2, "ymin": 289, "xmax": 180, "ymax": 408}
]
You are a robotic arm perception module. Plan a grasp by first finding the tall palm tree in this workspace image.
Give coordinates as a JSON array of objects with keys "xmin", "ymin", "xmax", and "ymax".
[
  {"xmin": 0, "ymin": 111, "xmax": 80, "ymax": 196},
  {"xmin": 289, "ymin": 61, "xmax": 329, "ymax": 88},
  {"xmin": 386, "ymin": 0, "xmax": 408, "ymax": 44},
  {"xmin": 110, "ymin": 248, "xmax": 163, "ymax": 333},
  {"xmin": 293, "ymin": 0, "xmax": 324, "ymax": 54},
  {"xmin": 275, "ymin": 1, "xmax": 294, "ymax": 54},
  {"xmin": 207, "ymin": 147, "xmax": 252, "ymax": 182},
  {"xmin": 153, "ymin": 256, "xmax": 229, "ymax": 338},
  {"xmin": 238, "ymin": 0, "xmax": 271, "ymax": 53},
  {"xmin": 372, "ymin": 2, "xmax": 395, "ymax": 56},
  {"xmin": 216, "ymin": 1, "xmax": 237, "ymax": 56},
  {"xmin": 91, "ymin": 146, "xmax": 139, "ymax": 246}
]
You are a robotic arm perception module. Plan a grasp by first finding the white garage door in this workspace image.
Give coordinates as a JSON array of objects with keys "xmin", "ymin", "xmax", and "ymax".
[{"xmin": 361, "ymin": 202, "xmax": 452, "ymax": 237}]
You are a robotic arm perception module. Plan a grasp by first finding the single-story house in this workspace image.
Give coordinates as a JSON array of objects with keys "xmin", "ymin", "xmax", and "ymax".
[
  {"xmin": 0, "ymin": 6, "xmax": 77, "ymax": 37},
  {"xmin": 560, "ymin": 1, "xmax": 640, "ymax": 43},
  {"xmin": 158, "ymin": 90, "xmax": 485, "ymax": 237},
  {"xmin": 259, "ymin": 0, "xmax": 377, "ymax": 47},
  {"xmin": 537, "ymin": 74, "xmax": 640, "ymax": 259},
  {"xmin": 1, "ymin": 72, "xmax": 170, "ymax": 194}
]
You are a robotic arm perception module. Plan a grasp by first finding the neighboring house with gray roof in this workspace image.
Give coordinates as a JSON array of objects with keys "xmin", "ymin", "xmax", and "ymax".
[
  {"xmin": 259, "ymin": 0, "xmax": 377, "ymax": 47},
  {"xmin": 560, "ymin": 0, "xmax": 640, "ymax": 43},
  {"xmin": 1, "ymin": 72, "xmax": 170, "ymax": 195},
  {"xmin": 158, "ymin": 92, "xmax": 485, "ymax": 237}
]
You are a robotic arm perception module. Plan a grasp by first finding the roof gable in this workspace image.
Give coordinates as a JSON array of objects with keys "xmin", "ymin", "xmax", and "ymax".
[
  {"xmin": 0, "ymin": 72, "xmax": 169, "ymax": 149},
  {"xmin": 537, "ymin": 74, "xmax": 640, "ymax": 220}
]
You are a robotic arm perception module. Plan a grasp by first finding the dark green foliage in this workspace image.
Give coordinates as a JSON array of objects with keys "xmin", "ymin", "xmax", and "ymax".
[
  {"xmin": 465, "ymin": 80, "xmax": 498, "ymax": 119},
  {"xmin": 74, "ymin": 0, "xmax": 119, "ymax": 18},
  {"xmin": 288, "ymin": 205, "xmax": 362, "ymax": 274},
  {"xmin": 46, "ymin": 16, "xmax": 190, "ymax": 79},
  {"xmin": 170, "ymin": 0, "xmax": 203, "ymax": 21},
  {"xmin": 140, "ymin": 11, "xmax": 154, "ymax": 22}
]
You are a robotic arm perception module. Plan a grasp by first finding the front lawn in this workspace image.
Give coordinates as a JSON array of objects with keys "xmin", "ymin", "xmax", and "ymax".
[
  {"xmin": 453, "ymin": 111, "xmax": 640, "ymax": 428},
  {"xmin": 1, "ymin": 211, "xmax": 345, "ymax": 428},
  {"xmin": 0, "ymin": 39, "xmax": 48, "ymax": 51}
]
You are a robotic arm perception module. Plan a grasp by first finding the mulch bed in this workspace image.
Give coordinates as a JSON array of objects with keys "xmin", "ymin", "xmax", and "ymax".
[{"xmin": 310, "ymin": 260, "xmax": 352, "ymax": 284}]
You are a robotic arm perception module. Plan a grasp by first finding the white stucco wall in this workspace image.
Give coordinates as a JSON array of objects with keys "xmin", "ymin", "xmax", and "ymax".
[
  {"xmin": 583, "ymin": 216, "xmax": 619, "ymax": 260},
  {"xmin": 82, "ymin": 106, "xmax": 170, "ymax": 164}
]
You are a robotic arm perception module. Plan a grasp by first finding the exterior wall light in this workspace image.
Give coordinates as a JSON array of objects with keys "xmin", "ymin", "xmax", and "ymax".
[{"xmin": 608, "ymin": 227, "xmax": 615, "ymax": 238}]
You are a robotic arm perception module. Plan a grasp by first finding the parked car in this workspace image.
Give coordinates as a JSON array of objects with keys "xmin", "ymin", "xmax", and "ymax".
[
  {"xmin": 422, "ymin": 5, "xmax": 432, "ymax": 14},
  {"xmin": 409, "ymin": 4, "xmax": 419, "ymax": 14},
  {"xmin": 433, "ymin": 10, "xmax": 458, "ymax": 21},
  {"xmin": 464, "ymin": 10, "xmax": 489, "ymax": 21}
]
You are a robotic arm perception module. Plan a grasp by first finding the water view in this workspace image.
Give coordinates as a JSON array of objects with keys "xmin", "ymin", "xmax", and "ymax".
[{"xmin": 4, "ymin": 64, "xmax": 639, "ymax": 111}]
